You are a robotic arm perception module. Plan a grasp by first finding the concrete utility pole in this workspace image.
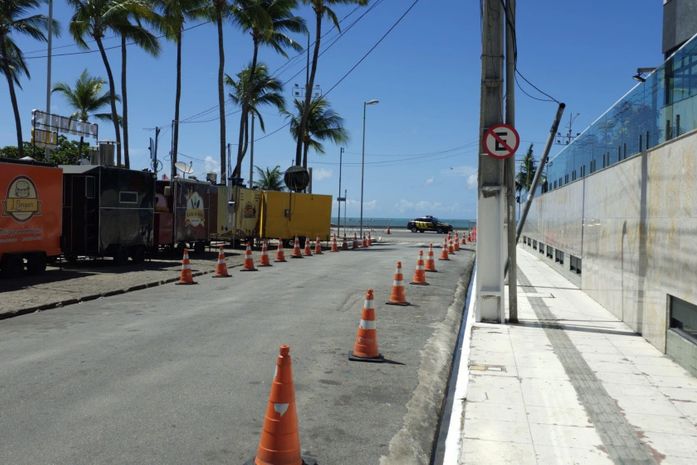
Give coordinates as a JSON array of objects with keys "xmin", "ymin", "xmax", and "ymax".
[
  {"xmin": 477, "ymin": 0, "xmax": 505, "ymax": 323},
  {"xmin": 504, "ymin": 0, "xmax": 518, "ymax": 322},
  {"xmin": 338, "ymin": 147, "xmax": 344, "ymax": 234},
  {"xmin": 45, "ymin": 0, "xmax": 53, "ymax": 159}
]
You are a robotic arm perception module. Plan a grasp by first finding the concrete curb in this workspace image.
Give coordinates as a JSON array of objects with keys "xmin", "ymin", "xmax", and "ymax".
[{"xmin": 0, "ymin": 266, "xmax": 240, "ymax": 321}]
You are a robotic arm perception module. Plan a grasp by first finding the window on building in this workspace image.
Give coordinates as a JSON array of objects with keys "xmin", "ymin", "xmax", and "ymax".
[
  {"xmin": 570, "ymin": 255, "xmax": 582, "ymax": 274},
  {"xmin": 119, "ymin": 191, "xmax": 138, "ymax": 204},
  {"xmin": 669, "ymin": 295, "xmax": 697, "ymax": 342},
  {"xmin": 555, "ymin": 249, "xmax": 564, "ymax": 264},
  {"xmin": 539, "ymin": 242, "xmax": 545, "ymax": 254},
  {"xmin": 565, "ymin": 174, "xmax": 569, "ymax": 184},
  {"xmin": 533, "ymin": 240, "xmax": 538, "ymax": 250},
  {"xmin": 546, "ymin": 245, "xmax": 553, "ymax": 258}
]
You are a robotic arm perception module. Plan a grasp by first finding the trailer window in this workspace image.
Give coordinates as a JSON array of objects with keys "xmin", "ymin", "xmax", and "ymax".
[
  {"xmin": 85, "ymin": 176, "xmax": 95, "ymax": 199},
  {"xmin": 119, "ymin": 191, "xmax": 138, "ymax": 204}
]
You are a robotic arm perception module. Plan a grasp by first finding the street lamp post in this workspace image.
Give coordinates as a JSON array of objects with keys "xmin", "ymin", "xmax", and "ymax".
[{"xmin": 359, "ymin": 99, "xmax": 379, "ymax": 238}]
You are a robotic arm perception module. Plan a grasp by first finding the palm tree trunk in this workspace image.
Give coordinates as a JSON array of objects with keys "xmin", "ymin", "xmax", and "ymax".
[
  {"xmin": 172, "ymin": 30, "xmax": 182, "ymax": 179},
  {"xmin": 121, "ymin": 34, "xmax": 130, "ymax": 169},
  {"xmin": 295, "ymin": 10, "xmax": 322, "ymax": 166},
  {"xmin": 78, "ymin": 135, "xmax": 84, "ymax": 159},
  {"xmin": 233, "ymin": 39, "xmax": 260, "ymax": 179},
  {"xmin": 216, "ymin": 6, "xmax": 226, "ymax": 183},
  {"xmin": 95, "ymin": 35, "xmax": 122, "ymax": 166},
  {"xmin": 1, "ymin": 39, "xmax": 24, "ymax": 158},
  {"xmin": 302, "ymin": 136, "xmax": 310, "ymax": 169}
]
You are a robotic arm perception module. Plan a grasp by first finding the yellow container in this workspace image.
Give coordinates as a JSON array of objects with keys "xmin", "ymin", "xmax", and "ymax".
[{"xmin": 259, "ymin": 191, "xmax": 332, "ymax": 241}]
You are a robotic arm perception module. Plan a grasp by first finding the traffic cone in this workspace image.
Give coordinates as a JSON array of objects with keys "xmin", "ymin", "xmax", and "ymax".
[
  {"xmin": 448, "ymin": 238, "xmax": 455, "ymax": 254},
  {"xmin": 303, "ymin": 237, "xmax": 313, "ymax": 257},
  {"xmin": 212, "ymin": 245, "xmax": 230, "ymax": 278},
  {"xmin": 462, "ymin": 233, "xmax": 467, "ymax": 245},
  {"xmin": 314, "ymin": 236, "xmax": 323, "ymax": 255},
  {"xmin": 411, "ymin": 250, "xmax": 429, "ymax": 285},
  {"xmin": 386, "ymin": 225, "xmax": 391, "ymax": 235},
  {"xmin": 454, "ymin": 233, "xmax": 460, "ymax": 251},
  {"xmin": 352, "ymin": 233, "xmax": 359, "ymax": 250},
  {"xmin": 247, "ymin": 345, "xmax": 316, "ymax": 465},
  {"xmin": 439, "ymin": 239, "xmax": 450, "ymax": 261},
  {"xmin": 341, "ymin": 235, "xmax": 348, "ymax": 250},
  {"xmin": 425, "ymin": 243, "xmax": 438, "ymax": 272},
  {"xmin": 386, "ymin": 261, "xmax": 410, "ymax": 306},
  {"xmin": 258, "ymin": 240, "xmax": 272, "ymax": 267},
  {"xmin": 362, "ymin": 235, "xmax": 369, "ymax": 248},
  {"xmin": 349, "ymin": 289, "xmax": 384, "ymax": 362},
  {"xmin": 175, "ymin": 249, "xmax": 197, "ymax": 285},
  {"xmin": 330, "ymin": 234, "xmax": 339, "ymax": 252},
  {"xmin": 241, "ymin": 242, "xmax": 258, "ymax": 271},
  {"xmin": 290, "ymin": 236, "xmax": 303, "ymax": 258},
  {"xmin": 275, "ymin": 239, "xmax": 287, "ymax": 262}
]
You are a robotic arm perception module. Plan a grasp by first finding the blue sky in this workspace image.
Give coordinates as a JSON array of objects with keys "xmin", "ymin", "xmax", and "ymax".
[{"xmin": 1, "ymin": 0, "xmax": 663, "ymax": 220}]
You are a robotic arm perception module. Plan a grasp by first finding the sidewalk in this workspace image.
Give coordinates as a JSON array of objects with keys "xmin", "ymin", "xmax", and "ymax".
[{"xmin": 448, "ymin": 247, "xmax": 697, "ymax": 465}]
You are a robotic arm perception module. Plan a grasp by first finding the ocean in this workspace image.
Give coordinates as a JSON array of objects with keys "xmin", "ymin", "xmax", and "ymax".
[{"xmin": 332, "ymin": 217, "xmax": 476, "ymax": 229}]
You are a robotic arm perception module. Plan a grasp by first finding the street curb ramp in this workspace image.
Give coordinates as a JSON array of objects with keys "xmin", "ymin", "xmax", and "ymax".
[{"xmin": 378, "ymin": 261, "xmax": 474, "ymax": 465}]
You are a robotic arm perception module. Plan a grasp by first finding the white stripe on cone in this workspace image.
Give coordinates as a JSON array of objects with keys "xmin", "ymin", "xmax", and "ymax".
[{"xmin": 359, "ymin": 319, "xmax": 376, "ymax": 330}]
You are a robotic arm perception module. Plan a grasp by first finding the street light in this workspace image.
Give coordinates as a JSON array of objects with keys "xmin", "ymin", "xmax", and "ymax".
[{"xmin": 360, "ymin": 99, "xmax": 379, "ymax": 238}]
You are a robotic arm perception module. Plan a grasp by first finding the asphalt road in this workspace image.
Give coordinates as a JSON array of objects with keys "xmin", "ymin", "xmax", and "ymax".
[{"xmin": 0, "ymin": 230, "xmax": 474, "ymax": 465}]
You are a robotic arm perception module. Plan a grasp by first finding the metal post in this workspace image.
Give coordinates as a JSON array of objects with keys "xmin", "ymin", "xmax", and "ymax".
[
  {"xmin": 344, "ymin": 189, "xmax": 347, "ymax": 238},
  {"xmin": 45, "ymin": 0, "xmax": 53, "ymax": 159},
  {"xmin": 504, "ymin": 0, "xmax": 518, "ymax": 322},
  {"xmin": 227, "ymin": 143, "xmax": 232, "ymax": 187},
  {"xmin": 516, "ymin": 103, "xmax": 566, "ymax": 242},
  {"xmin": 360, "ymin": 102, "xmax": 367, "ymax": 238},
  {"xmin": 249, "ymin": 113, "xmax": 255, "ymax": 188},
  {"xmin": 338, "ymin": 147, "xmax": 344, "ymax": 234},
  {"xmin": 170, "ymin": 119, "xmax": 175, "ymax": 179},
  {"xmin": 477, "ymin": 0, "xmax": 505, "ymax": 323}
]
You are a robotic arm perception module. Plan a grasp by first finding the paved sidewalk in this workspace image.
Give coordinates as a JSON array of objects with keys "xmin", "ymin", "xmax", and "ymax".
[{"xmin": 451, "ymin": 247, "xmax": 697, "ymax": 465}]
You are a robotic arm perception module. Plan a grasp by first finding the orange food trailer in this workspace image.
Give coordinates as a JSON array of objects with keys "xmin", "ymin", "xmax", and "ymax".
[{"xmin": 0, "ymin": 158, "xmax": 63, "ymax": 276}]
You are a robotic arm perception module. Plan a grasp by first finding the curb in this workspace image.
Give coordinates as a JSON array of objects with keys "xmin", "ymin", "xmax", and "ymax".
[{"xmin": 0, "ymin": 266, "xmax": 239, "ymax": 321}]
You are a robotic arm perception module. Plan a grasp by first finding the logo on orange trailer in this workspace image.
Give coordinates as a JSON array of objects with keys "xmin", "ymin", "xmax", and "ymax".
[{"xmin": 3, "ymin": 176, "xmax": 41, "ymax": 222}]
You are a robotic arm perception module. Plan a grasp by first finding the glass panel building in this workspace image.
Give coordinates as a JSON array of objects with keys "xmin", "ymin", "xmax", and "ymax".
[{"xmin": 545, "ymin": 32, "xmax": 697, "ymax": 191}]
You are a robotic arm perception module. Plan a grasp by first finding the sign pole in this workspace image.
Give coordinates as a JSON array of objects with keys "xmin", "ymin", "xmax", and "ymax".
[{"xmin": 505, "ymin": 0, "xmax": 518, "ymax": 322}]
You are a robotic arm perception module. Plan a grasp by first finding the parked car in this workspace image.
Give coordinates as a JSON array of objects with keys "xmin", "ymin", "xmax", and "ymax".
[{"xmin": 407, "ymin": 216, "xmax": 453, "ymax": 233}]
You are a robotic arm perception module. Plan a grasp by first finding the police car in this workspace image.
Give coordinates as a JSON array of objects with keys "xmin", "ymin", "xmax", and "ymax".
[{"xmin": 407, "ymin": 216, "xmax": 453, "ymax": 233}]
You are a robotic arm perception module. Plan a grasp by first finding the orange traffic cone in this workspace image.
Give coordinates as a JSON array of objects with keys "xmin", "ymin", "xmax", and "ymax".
[
  {"xmin": 362, "ymin": 235, "xmax": 369, "ymax": 248},
  {"xmin": 212, "ymin": 245, "xmax": 230, "ymax": 278},
  {"xmin": 454, "ymin": 233, "xmax": 460, "ymax": 251},
  {"xmin": 290, "ymin": 236, "xmax": 303, "ymax": 259},
  {"xmin": 248, "ymin": 345, "xmax": 314, "ymax": 465},
  {"xmin": 462, "ymin": 233, "xmax": 467, "ymax": 245},
  {"xmin": 258, "ymin": 240, "xmax": 272, "ymax": 267},
  {"xmin": 349, "ymin": 289, "xmax": 384, "ymax": 362},
  {"xmin": 448, "ymin": 238, "xmax": 455, "ymax": 254},
  {"xmin": 275, "ymin": 239, "xmax": 287, "ymax": 262},
  {"xmin": 411, "ymin": 250, "xmax": 429, "ymax": 285},
  {"xmin": 386, "ymin": 261, "xmax": 410, "ymax": 306},
  {"xmin": 368, "ymin": 232, "xmax": 372, "ymax": 247},
  {"xmin": 439, "ymin": 239, "xmax": 450, "ymax": 261},
  {"xmin": 176, "ymin": 248, "xmax": 197, "ymax": 285},
  {"xmin": 386, "ymin": 225, "xmax": 391, "ymax": 235},
  {"xmin": 241, "ymin": 242, "xmax": 258, "ymax": 271},
  {"xmin": 314, "ymin": 236, "xmax": 323, "ymax": 255},
  {"xmin": 330, "ymin": 234, "xmax": 339, "ymax": 252},
  {"xmin": 425, "ymin": 243, "xmax": 438, "ymax": 272},
  {"xmin": 303, "ymin": 237, "xmax": 313, "ymax": 257}
]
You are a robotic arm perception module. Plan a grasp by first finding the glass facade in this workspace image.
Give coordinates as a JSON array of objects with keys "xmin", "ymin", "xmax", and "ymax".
[{"xmin": 545, "ymin": 32, "xmax": 697, "ymax": 191}]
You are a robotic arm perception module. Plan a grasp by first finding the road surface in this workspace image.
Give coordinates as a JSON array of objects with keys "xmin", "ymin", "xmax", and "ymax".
[{"xmin": 0, "ymin": 230, "xmax": 473, "ymax": 465}]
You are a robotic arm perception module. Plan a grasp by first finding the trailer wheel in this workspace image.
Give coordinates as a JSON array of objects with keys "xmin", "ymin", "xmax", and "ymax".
[
  {"xmin": 130, "ymin": 246, "xmax": 146, "ymax": 264},
  {"xmin": 26, "ymin": 253, "xmax": 47, "ymax": 275},
  {"xmin": 112, "ymin": 248, "xmax": 129, "ymax": 266},
  {"xmin": 0, "ymin": 254, "xmax": 24, "ymax": 277}
]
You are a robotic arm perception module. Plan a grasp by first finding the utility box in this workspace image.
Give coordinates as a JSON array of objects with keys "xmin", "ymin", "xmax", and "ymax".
[{"xmin": 258, "ymin": 191, "xmax": 332, "ymax": 241}]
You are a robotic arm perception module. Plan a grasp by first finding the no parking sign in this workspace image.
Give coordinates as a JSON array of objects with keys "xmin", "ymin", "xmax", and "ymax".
[{"xmin": 483, "ymin": 124, "xmax": 520, "ymax": 159}]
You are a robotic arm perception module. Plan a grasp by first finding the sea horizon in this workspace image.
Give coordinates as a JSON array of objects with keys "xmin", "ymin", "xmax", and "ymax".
[{"xmin": 331, "ymin": 217, "xmax": 476, "ymax": 229}]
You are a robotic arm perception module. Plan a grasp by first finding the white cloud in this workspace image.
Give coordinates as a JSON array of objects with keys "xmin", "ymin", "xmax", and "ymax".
[
  {"xmin": 467, "ymin": 173, "xmax": 478, "ymax": 190},
  {"xmin": 313, "ymin": 167, "xmax": 332, "ymax": 181},
  {"xmin": 204, "ymin": 156, "xmax": 219, "ymax": 174},
  {"xmin": 424, "ymin": 177, "xmax": 434, "ymax": 186}
]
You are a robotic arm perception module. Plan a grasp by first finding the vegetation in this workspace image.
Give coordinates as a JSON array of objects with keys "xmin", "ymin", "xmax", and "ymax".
[
  {"xmin": 295, "ymin": 0, "xmax": 367, "ymax": 167},
  {"xmin": 253, "ymin": 165, "xmax": 284, "ymax": 191},
  {"xmin": 227, "ymin": 63, "xmax": 286, "ymax": 178},
  {"xmin": 515, "ymin": 144, "xmax": 541, "ymax": 204},
  {"xmin": 0, "ymin": 0, "xmax": 57, "ymax": 158},
  {"xmin": 1, "ymin": 136, "xmax": 89, "ymax": 165},
  {"xmin": 288, "ymin": 96, "xmax": 348, "ymax": 159}
]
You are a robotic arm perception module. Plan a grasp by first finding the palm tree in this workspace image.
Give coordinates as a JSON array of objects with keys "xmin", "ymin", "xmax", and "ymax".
[
  {"xmin": 515, "ymin": 144, "xmax": 540, "ymax": 214},
  {"xmin": 114, "ymin": 6, "xmax": 160, "ymax": 168},
  {"xmin": 155, "ymin": 0, "xmax": 205, "ymax": 179},
  {"xmin": 295, "ymin": 0, "xmax": 367, "ymax": 166},
  {"xmin": 288, "ymin": 95, "xmax": 348, "ymax": 161},
  {"xmin": 232, "ymin": 0, "xmax": 305, "ymax": 177},
  {"xmin": 69, "ymin": 0, "xmax": 131, "ymax": 166},
  {"xmin": 52, "ymin": 69, "xmax": 114, "ymax": 158},
  {"xmin": 227, "ymin": 63, "xmax": 285, "ymax": 178},
  {"xmin": 0, "ymin": 0, "xmax": 56, "ymax": 158},
  {"xmin": 253, "ymin": 165, "xmax": 284, "ymax": 190}
]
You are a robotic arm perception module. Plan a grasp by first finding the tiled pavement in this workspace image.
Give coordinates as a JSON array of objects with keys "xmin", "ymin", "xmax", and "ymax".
[{"xmin": 452, "ymin": 247, "xmax": 697, "ymax": 465}]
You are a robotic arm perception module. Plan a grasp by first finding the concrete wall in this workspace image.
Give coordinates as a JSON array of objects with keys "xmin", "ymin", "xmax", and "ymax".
[{"xmin": 523, "ymin": 130, "xmax": 697, "ymax": 354}]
